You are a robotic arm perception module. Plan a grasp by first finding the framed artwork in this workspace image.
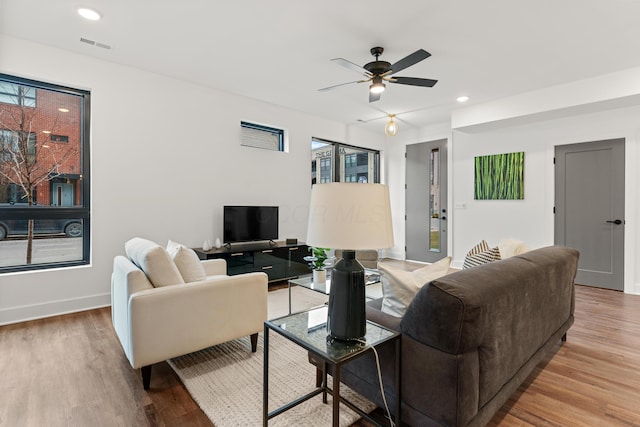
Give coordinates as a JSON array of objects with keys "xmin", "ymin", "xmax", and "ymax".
[{"xmin": 474, "ymin": 151, "xmax": 524, "ymax": 200}]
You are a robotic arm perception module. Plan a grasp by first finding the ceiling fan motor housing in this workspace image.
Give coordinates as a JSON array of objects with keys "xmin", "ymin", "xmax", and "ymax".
[{"xmin": 364, "ymin": 60, "xmax": 391, "ymax": 75}]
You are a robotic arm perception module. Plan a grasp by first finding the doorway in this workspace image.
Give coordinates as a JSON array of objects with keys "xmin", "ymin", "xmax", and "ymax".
[
  {"xmin": 406, "ymin": 139, "xmax": 448, "ymax": 263},
  {"xmin": 554, "ymin": 138, "xmax": 624, "ymax": 291},
  {"xmin": 52, "ymin": 182, "xmax": 74, "ymax": 206}
]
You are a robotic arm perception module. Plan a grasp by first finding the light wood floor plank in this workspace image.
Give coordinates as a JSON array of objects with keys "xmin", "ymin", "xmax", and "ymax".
[{"xmin": 1, "ymin": 282, "xmax": 639, "ymax": 426}]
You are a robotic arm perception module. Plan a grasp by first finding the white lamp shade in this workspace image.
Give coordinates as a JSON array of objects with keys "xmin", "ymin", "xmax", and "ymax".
[{"xmin": 306, "ymin": 183, "xmax": 394, "ymax": 250}]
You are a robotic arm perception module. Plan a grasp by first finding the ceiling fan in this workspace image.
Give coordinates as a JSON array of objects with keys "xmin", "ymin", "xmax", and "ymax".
[{"xmin": 319, "ymin": 47, "xmax": 438, "ymax": 102}]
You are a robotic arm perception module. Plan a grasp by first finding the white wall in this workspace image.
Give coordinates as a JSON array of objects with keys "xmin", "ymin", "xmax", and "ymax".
[
  {"xmin": 449, "ymin": 106, "xmax": 639, "ymax": 294},
  {"xmin": 0, "ymin": 35, "xmax": 385, "ymax": 324},
  {"xmin": 383, "ymin": 110, "xmax": 640, "ymax": 294}
]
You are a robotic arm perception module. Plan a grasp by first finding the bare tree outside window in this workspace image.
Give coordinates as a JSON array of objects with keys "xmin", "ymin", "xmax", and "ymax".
[{"xmin": 0, "ymin": 81, "xmax": 81, "ymax": 265}]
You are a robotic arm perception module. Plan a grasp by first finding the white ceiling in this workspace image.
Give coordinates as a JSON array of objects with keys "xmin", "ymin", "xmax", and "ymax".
[{"xmin": 3, "ymin": 0, "xmax": 640, "ymax": 133}]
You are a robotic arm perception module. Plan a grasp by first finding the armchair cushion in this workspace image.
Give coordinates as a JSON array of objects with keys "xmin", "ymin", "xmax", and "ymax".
[
  {"xmin": 167, "ymin": 240, "xmax": 207, "ymax": 283},
  {"xmin": 125, "ymin": 237, "xmax": 184, "ymax": 287}
]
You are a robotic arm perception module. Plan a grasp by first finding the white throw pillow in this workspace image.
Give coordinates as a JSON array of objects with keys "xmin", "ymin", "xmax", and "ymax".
[
  {"xmin": 498, "ymin": 238, "xmax": 531, "ymax": 259},
  {"xmin": 379, "ymin": 256, "xmax": 452, "ymax": 317},
  {"xmin": 125, "ymin": 237, "xmax": 185, "ymax": 287},
  {"xmin": 167, "ymin": 240, "xmax": 207, "ymax": 283}
]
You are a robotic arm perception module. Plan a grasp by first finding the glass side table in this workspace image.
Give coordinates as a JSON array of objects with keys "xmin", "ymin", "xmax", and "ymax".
[{"xmin": 263, "ymin": 306, "xmax": 400, "ymax": 427}]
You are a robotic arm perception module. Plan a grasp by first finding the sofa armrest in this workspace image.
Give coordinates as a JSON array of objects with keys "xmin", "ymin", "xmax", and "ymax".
[
  {"xmin": 126, "ymin": 272, "xmax": 268, "ymax": 368},
  {"xmin": 201, "ymin": 258, "xmax": 227, "ymax": 276},
  {"xmin": 111, "ymin": 256, "xmax": 154, "ymax": 356}
]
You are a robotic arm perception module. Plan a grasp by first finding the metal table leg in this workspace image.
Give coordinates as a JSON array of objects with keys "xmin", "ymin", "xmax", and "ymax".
[{"xmin": 263, "ymin": 325, "xmax": 269, "ymax": 426}]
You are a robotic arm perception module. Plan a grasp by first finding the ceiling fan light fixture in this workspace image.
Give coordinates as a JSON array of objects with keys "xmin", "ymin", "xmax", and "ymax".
[
  {"xmin": 385, "ymin": 114, "xmax": 399, "ymax": 136},
  {"xmin": 370, "ymin": 76, "xmax": 386, "ymax": 94}
]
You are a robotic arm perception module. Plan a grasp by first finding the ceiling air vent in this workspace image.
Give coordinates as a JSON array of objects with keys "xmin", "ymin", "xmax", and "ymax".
[{"xmin": 80, "ymin": 37, "xmax": 111, "ymax": 50}]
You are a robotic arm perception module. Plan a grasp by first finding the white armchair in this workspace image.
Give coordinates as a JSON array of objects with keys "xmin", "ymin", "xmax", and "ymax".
[{"xmin": 111, "ymin": 238, "xmax": 268, "ymax": 389}]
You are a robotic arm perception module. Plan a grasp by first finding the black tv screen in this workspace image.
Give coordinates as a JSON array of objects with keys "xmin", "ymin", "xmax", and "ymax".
[{"xmin": 223, "ymin": 206, "xmax": 279, "ymax": 243}]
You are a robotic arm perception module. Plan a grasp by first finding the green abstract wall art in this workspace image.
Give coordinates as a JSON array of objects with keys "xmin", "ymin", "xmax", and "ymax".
[{"xmin": 474, "ymin": 151, "xmax": 524, "ymax": 200}]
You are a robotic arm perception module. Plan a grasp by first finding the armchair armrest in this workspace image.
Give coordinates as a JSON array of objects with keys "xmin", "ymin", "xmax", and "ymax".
[
  {"xmin": 127, "ymin": 272, "xmax": 268, "ymax": 368},
  {"xmin": 201, "ymin": 258, "xmax": 227, "ymax": 276}
]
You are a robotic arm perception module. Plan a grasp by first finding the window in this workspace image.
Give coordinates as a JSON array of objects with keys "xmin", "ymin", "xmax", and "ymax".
[
  {"xmin": 0, "ymin": 74, "xmax": 90, "ymax": 273},
  {"xmin": 240, "ymin": 121, "xmax": 285, "ymax": 151},
  {"xmin": 0, "ymin": 81, "xmax": 36, "ymax": 107},
  {"xmin": 311, "ymin": 138, "xmax": 380, "ymax": 185},
  {"xmin": 51, "ymin": 134, "xmax": 69, "ymax": 143},
  {"xmin": 1, "ymin": 130, "xmax": 36, "ymax": 161}
]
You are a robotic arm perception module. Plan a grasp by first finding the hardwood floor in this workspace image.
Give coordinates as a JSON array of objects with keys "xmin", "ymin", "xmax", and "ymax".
[{"xmin": 1, "ymin": 280, "xmax": 639, "ymax": 426}]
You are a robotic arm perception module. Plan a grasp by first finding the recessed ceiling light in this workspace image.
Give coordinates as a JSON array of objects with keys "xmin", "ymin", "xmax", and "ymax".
[
  {"xmin": 58, "ymin": 108, "xmax": 69, "ymax": 113},
  {"xmin": 77, "ymin": 7, "xmax": 102, "ymax": 21},
  {"xmin": 456, "ymin": 95, "xmax": 470, "ymax": 103}
]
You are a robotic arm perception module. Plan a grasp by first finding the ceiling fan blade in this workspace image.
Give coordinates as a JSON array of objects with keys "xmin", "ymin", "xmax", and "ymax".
[
  {"xmin": 331, "ymin": 58, "xmax": 371, "ymax": 76},
  {"xmin": 391, "ymin": 76, "xmax": 438, "ymax": 87},
  {"xmin": 389, "ymin": 49, "xmax": 431, "ymax": 75},
  {"xmin": 369, "ymin": 91, "xmax": 381, "ymax": 103},
  {"xmin": 318, "ymin": 81, "xmax": 361, "ymax": 92}
]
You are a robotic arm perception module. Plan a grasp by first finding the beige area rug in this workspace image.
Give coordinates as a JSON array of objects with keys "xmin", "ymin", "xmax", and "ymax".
[{"xmin": 168, "ymin": 286, "xmax": 377, "ymax": 426}]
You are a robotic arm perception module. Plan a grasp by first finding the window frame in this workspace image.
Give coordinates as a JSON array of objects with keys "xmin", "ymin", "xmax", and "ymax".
[
  {"xmin": 0, "ymin": 73, "xmax": 91, "ymax": 274},
  {"xmin": 311, "ymin": 137, "xmax": 380, "ymax": 185},
  {"xmin": 240, "ymin": 121, "xmax": 285, "ymax": 152}
]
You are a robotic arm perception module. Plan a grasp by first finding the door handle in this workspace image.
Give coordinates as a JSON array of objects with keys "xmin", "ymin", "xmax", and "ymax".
[{"xmin": 606, "ymin": 219, "xmax": 623, "ymax": 225}]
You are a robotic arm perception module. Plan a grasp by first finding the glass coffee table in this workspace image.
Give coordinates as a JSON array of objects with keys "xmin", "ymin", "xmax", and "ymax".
[{"xmin": 287, "ymin": 269, "xmax": 380, "ymax": 315}]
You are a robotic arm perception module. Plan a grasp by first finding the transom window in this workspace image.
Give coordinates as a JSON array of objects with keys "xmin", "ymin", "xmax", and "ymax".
[{"xmin": 240, "ymin": 121, "xmax": 285, "ymax": 152}]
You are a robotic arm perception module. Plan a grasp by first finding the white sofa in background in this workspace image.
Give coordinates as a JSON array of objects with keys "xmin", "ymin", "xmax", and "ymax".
[{"xmin": 111, "ymin": 237, "xmax": 268, "ymax": 389}]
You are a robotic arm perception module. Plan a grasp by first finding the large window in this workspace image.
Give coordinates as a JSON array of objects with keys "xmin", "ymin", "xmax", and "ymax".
[
  {"xmin": 0, "ymin": 74, "xmax": 90, "ymax": 273},
  {"xmin": 311, "ymin": 138, "xmax": 379, "ymax": 185}
]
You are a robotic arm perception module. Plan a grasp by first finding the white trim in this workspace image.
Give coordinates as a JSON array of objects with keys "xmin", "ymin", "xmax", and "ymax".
[{"xmin": 0, "ymin": 293, "xmax": 110, "ymax": 326}]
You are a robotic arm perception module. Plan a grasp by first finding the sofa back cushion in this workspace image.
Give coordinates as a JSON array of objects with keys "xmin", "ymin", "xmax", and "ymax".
[{"xmin": 125, "ymin": 237, "xmax": 185, "ymax": 287}]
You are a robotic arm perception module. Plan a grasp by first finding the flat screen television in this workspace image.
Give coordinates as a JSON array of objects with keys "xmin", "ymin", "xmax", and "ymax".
[{"xmin": 223, "ymin": 206, "xmax": 279, "ymax": 243}]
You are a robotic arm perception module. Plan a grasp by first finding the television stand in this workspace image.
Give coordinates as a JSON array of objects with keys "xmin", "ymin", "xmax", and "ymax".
[{"xmin": 194, "ymin": 241, "xmax": 311, "ymax": 283}]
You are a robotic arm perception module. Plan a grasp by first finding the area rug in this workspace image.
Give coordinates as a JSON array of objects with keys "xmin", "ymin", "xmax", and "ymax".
[{"xmin": 168, "ymin": 287, "xmax": 377, "ymax": 426}]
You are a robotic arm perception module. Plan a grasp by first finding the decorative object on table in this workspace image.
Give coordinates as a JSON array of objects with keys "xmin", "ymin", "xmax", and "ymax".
[
  {"xmin": 215, "ymin": 237, "xmax": 221, "ymax": 249},
  {"xmin": 202, "ymin": 239, "xmax": 212, "ymax": 251},
  {"xmin": 303, "ymin": 246, "xmax": 331, "ymax": 284},
  {"xmin": 306, "ymin": 182, "xmax": 394, "ymax": 342},
  {"xmin": 474, "ymin": 151, "xmax": 524, "ymax": 200}
]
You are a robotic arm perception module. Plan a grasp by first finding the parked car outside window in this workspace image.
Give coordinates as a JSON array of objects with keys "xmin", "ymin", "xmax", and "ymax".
[{"xmin": 0, "ymin": 219, "xmax": 82, "ymax": 240}]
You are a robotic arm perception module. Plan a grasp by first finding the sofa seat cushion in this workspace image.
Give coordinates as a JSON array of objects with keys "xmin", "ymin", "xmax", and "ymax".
[
  {"xmin": 379, "ymin": 256, "xmax": 451, "ymax": 317},
  {"xmin": 167, "ymin": 240, "xmax": 207, "ymax": 283},
  {"xmin": 125, "ymin": 237, "xmax": 185, "ymax": 287}
]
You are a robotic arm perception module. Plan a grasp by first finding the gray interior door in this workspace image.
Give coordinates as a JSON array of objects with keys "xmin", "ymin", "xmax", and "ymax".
[
  {"xmin": 406, "ymin": 139, "xmax": 448, "ymax": 263},
  {"xmin": 554, "ymin": 139, "xmax": 624, "ymax": 291}
]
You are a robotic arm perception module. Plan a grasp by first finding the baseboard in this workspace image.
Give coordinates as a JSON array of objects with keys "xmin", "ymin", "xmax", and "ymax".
[{"xmin": 0, "ymin": 293, "xmax": 111, "ymax": 326}]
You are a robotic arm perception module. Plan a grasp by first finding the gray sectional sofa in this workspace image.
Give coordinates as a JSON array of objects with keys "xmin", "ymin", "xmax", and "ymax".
[{"xmin": 319, "ymin": 245, "xmax": 579, "ymax": 426}]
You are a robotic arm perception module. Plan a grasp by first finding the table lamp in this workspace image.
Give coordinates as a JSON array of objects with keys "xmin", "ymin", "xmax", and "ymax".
[{"xmin": 306, "ymin": 183, "xmax": 394, "ymax": 342}]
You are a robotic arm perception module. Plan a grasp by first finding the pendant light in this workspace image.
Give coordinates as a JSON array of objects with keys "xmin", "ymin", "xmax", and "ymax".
[{"xmin": 384, "ymin": 114, "xmax": 399, "ymax": 136}]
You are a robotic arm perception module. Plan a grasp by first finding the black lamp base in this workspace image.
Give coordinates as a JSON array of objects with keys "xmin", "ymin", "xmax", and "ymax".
[{"xmin": 327, "ymin": 250, "xmax": 366, "ymax": 342}]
